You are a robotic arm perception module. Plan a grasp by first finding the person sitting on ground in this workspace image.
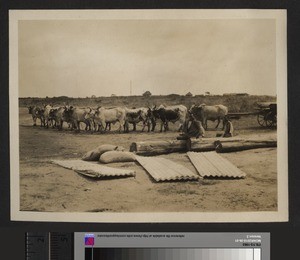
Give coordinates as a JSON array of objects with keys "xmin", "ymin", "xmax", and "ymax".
[{"xmin": 177, "ymin": 113, "xmax": 205, "ymax": 151}]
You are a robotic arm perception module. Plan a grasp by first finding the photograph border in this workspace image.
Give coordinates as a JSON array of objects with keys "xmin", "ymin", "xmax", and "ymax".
[{"xmin": 9, "ymin": 9, "xmax": 288, "ymax": 223}]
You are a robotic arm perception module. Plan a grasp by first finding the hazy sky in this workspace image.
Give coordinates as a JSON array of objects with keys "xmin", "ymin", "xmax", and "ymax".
[{"xmin": 18, "ymin": 19, "xmax": 276, "ymax": 97}]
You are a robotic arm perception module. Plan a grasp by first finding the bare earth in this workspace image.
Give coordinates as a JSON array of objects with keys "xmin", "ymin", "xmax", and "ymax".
[{"xmin": 19, "ymin": 107, "xmax": 277, "ymax": 213}]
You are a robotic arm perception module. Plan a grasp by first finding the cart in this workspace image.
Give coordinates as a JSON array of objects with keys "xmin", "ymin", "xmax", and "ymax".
[{"xmin": 255, "ymin": 102, "xmax": 277, "ymax": 128}]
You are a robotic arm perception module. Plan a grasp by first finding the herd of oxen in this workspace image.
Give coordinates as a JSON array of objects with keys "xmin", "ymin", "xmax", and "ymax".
[{"xmin": 27, "ymin": 104, "xmax": 228, "ymax": 134}]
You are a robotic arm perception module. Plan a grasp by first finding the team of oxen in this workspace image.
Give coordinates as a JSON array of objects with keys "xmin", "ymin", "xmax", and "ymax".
[{"xmin": 27, "ymin": 104, "xmax": 228, "ymax": 134}]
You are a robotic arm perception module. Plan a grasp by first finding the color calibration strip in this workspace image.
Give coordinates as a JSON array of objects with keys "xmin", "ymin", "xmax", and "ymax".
[{"xmin": 85, "ymin": 248, "xmax": 261, "ymax": 260}]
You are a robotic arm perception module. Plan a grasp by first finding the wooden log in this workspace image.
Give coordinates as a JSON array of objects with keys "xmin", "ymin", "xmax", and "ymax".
[
  {"xmin": 201, "ymin": 133, "xmax": 277, "ymax": 143},
  {"xmin": 130, "ymin": 140, "xmax": 217, "ymax": 155},
  {"xmin": 214, "ymin": 140, "xmax": 277, "ymax": 153},
  {"xmin": 130, "ymin": 135, "xmax": 277, "ymax": 156}
]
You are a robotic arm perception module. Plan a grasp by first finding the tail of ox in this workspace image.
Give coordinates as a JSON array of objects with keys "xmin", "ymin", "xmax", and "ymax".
[
  {"xmin": 189, "ymin": 104, "xmax": 228, "ymax": 130},
  {"xmin": 91, "ymin": 107, "xmax": 126, "ymax": 133}
]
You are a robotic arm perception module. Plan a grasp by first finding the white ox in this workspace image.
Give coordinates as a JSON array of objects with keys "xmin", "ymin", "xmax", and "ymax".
[
  {"xmin": 85, "ymin": 107, "xmax": 126, "ymax": 133},
  {"xmin": 189, "ymin": 104, "xmax": 228, "ymax": 130},
  {"xmin": 42, "ymin": 104, "xmax": 53, "ymax": 128},
  {"xmin": 63, "ymin": 106, "xmax": 92, "ymax": 132}
]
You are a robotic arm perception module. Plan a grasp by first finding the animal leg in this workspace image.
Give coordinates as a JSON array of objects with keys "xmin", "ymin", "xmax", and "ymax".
[
  {"xmin": 178, "ymin": 122, "xmax": 183, "ymax": 132},
  {"xmin": 100, "ymin": 120, "xmax": 106, "ymax": 133},
  {"xmin": 215, "ymin": 118, "xmax": 220, "ymax": 129},
  {"xmin": 164, "ymin": 122, "xmax": 169, "ymax": 132},
  {"xmin": 221, "ymin": 118, "xmax": 225, "ymax": 130},
  {"xmin": 74, "ymin": 121, "xmax": 80, "ymax": 132},
  {"xmin": 160, "ymin": 122, "xmax": 163, "ymax": 132},
  {"xmin": 58, "ymin": 120, "xmax": 63, "ymax": 131},
  {"xmin": 124, "ymin": 121, "xmax": 129, "ymax": 133},
  {"xmin": 151, "ymin": 119, "xmax": 156, "ymax": 131},
  {"xmin": 118, "ymin": 120, "xmax": 124, "ymax": 133},
  {"xmin": 33, "ymin": 116, "xmax": 37, "ymax": 126}
]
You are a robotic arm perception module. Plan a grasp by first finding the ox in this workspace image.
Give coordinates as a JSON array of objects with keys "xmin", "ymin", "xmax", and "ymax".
[
  {"xmin": 150, "ymin": 104, "xmax": 187, "ymax": 132},
  {"xmin": 49, "ymin": 106, "xmax": 74, "ymax": 130},
  {"xmin": 41, "ymin": 104, "xmax": 54, "ymax": 128},
  {"xmin": 85, "ymin": 107, "xmax": 126, "ymax": 133},
  {"xmin": 189, "ymin": 104, "xmax": 228, "ymax": 130},
  {"xmin": 48, "ymin": 106, "xmax": 61, "ymax": 128},
  {"xmin": 84, "ymin": 108, "xmax": 112, "ymax": 132},
  {"xmin": 124, "ymin": 107, "xmax": 151, "ymax": 132},
  {"xmin": 27, "ymin": 106, "xmax": 44, "ymax": 126},
  {"xmin": 63, "ymin": 106, "xmax": 92, "ymax": 132}
]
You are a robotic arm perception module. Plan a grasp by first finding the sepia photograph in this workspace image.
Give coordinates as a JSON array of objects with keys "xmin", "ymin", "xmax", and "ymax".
[{"xmin": 10, "ymin": 10, "xmax": 288, "ymax": 222}]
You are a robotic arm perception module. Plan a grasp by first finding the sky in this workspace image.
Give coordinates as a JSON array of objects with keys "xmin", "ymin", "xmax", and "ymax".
[{"xmin": 18, "ymin": 19, "xmax": 276, "ymax": 97}]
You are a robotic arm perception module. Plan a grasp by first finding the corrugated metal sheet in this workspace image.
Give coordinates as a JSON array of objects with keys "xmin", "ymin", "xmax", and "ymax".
[
  {"xmin": 52, "ymin": 159, "xmax": 135, "ymax": 178},
  {"xmin": 187, "ymin": 152, "xmax": 246, "ymax": 178},
  {"xmin": 135, "ymin": 155, "xmax": 199, "ymax": 182}
]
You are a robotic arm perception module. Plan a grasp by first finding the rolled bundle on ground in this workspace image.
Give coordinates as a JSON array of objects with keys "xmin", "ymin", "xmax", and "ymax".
[
  {"xmin": 82, "ymin": 144, "xmax": 125, "ymax": 161},
  {"xmin": 99, "ymin": 151, "xmax": 137, "ymax": 164}
]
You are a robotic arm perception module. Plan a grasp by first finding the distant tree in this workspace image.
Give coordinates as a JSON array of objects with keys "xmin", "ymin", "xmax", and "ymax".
[
  {"xmin": 167, "ymin": 93, "xmax": 180, "ymax": 97},
  {"xmin": 91, "ymin": 95, "xmax": 96, "ymax": 98},
  {"xmin": 143, "ymin": 91, "xmax": 152, "ymax": 97},
  {"xmin": 185, "ymin": 92, "xmax": 193, "ymax": 97}
]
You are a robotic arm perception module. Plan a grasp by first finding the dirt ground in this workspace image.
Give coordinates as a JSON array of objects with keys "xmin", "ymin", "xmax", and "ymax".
[{"xmin": 19, "ymin": 107, "xmax": 277, "ymax": 213}]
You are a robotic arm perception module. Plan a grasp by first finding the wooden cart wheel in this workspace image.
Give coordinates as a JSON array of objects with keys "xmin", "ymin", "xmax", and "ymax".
[
  {"xmin": 270, "ymin": 114, "xmax": 277, "ymax": 127},
  {"xmin": 265, "ymin": 112, "xmax": 274, "ymax": 127},
  {"xmin": 257, "ymin": 113, "xmax": 267, "ymax": 127}
]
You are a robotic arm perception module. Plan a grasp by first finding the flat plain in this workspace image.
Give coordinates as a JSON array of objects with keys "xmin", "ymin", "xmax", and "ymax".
[{"xmin": 18, "ymin": 97, "xmax": 277, "ymax": 213}]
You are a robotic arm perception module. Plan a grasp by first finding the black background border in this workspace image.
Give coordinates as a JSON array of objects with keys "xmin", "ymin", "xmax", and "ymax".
[{"xmin": 1, "ymin": 0, "xmax": 299, "ymax": 259}]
